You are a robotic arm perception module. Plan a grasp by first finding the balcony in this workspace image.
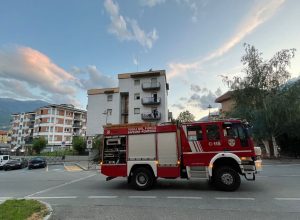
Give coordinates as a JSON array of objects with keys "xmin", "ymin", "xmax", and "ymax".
[
  {"xmin": 73, "ymin": 123, "xmax": 82, "ymax": 128},
  {"xmin": 142, "ymin": 82, "xmax": 160, "ymax": 91},
  {"xmin": 141, "ymin": 112, "xmax": 161, "ymax": 121},
  {"xmin": 141, "ymin": 97, "xmax": 161, "ymax": 105}
]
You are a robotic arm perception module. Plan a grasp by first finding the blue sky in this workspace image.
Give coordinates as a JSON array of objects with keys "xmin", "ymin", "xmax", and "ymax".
[{"xmin": 0, "ymin": 0, "xmax": 299, "ymax": 119}]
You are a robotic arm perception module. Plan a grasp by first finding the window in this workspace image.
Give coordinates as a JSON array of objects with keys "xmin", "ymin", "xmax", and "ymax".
[
  {"xmin": 107, "ymin": 94, "xmax": 113, "ymax": 101},
  {"xmin": 134, "ymin": 93, "xmax": 140, "ymax": 100},
  {"xmin": 50, "ymin": 127, "xmax": 53, "ymax": 132},
  {"xmin": 206, "ymin": 125, "xmax": 220, "ymax": 140},
  {"xmin": 50, "ymin": 117, "xmax": 54, "ymax": 123},
  {"xmin": 134, "ymin": 79, "xmax": 140, "ymax": 85},
  {"xmin": 187, "ymin": 126, "xmax": 203, "ymax": 141},
  {"xmin": 134, "ymin": 108, "xmax": 140, "ymax": 114},
  {"xmin": 107, "ymin": 109, "xmax": 112, "ymax": 115}
]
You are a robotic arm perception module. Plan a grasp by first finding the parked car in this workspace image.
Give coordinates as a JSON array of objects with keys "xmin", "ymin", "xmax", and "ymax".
[
  {"xmin": 28, "ymin": 157, "xmax": 47, "ymax": 169},
  {"xmin": 14, "ymin": 158, "xmax": 28, "ymax": 168},
  {"xmin": 0, "ymin": 155, "xmax": 10, "ymax": 170},
  {"xmin": 3, "ymin": 160, "xmax": 23, "ymax": 171}
]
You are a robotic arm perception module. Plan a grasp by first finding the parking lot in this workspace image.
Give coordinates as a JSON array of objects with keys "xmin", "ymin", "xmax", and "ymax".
[{"xmin": 1, "ymin": 162, "xmax": 300, "ymax": 220}]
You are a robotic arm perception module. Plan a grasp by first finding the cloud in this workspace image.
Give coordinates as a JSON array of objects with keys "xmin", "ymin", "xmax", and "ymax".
[
  {"xmin": 187, "ymin": 89, "xmax": 222, "ymax": 109},
  {"xmin": 0, "ymin": 46, "xmax": 81, "ymax": 105},
  {"xmin": 167, "ymin": 0, "xmax": 285, "ymax": 79},
  {"xmin": 172, "ymin": 103, "xmax": 185, "ymax": 110},
  {"xmin": 71, "ymin": 65, "xmax": 117, "ymax": 90},
  {"xmin": 104, "ymin": 0, "xmax": 158, "ymax": 49},
  {"xmin": 139, "ymin": 0, "xmax": 166, "ymax": 7},
  {"xmin": 190, "ymin": 84, "xmax": 201, "ymax": 93},
  {"xmin": 203, "ymin": 0, "xmax": 286, "ymax": 62}
]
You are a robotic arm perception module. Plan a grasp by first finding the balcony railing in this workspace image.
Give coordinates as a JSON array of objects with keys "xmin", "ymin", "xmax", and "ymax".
[
  {"xmin": 141, "ymin": 112, "xmax": 161, "ymax": 121},
  {"xmin": 141, "ymin": 97, "xmax": 161, "ymax": 105},
  {"xmin": 142, "ymin": 82, "xmax": 160, "ymax": 91},
  {"xmin": 73, "ymin": 123, "xmax": 82, "ymax": 128}
]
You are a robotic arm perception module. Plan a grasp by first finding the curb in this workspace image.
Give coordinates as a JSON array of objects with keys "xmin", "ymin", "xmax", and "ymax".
[
  {"xmin": 39, "ymin": 200, "xmax": 53, "ymax": 220},
  {"xmin": 74, "ymin": 162, "xmax": 88, "ymax": 171}
]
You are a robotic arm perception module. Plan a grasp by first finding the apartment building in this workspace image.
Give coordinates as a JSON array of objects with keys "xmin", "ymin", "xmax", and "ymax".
[
  {"xmin": 10, "ymin": 112, "xmax": 36, "ymax": 151},
  {"xmin": 87, "ymin": 70, "xmax": 169, "ymax": 136},
  {"xmin": 33, "ymin": 104, "xmax": 86, "ymax": 148},
  {"xmin": 0, "ymin": 130, "xmax": 8, "ymax": 144}
]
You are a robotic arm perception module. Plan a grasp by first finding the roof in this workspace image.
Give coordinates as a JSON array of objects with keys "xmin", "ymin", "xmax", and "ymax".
[
  {"xmin": 215, "ymin": 91, "xmax": 233, "ymax": 103},
  {"xmin": 118, "ymin": 70, "xmax": 166, "ymax": 79},
  {"xmin": 0, "ymin": 130, "xmax": 8, "ymax": 135},
  {"xmin": 39, "ymin": 104, "xmax": 86, "ymax": 113},
  {"xmin": 87, "ymin": 87, "xmax": 119, "ymax": 95}
]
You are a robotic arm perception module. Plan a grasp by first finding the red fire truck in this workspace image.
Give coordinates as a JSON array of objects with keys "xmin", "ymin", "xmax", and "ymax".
[{"xmin": 101, "ymin": 119, "xmax": 262, "ymax": 191}]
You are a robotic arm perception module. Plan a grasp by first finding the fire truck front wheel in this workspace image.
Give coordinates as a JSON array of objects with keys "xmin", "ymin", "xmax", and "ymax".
[
  {"xmin": 214, "ymin": 166, "xmax": 241, "ymax": 191},
  {"xmin": 131, "ymin": 167, "xmax": 154, "ymax": 190}
]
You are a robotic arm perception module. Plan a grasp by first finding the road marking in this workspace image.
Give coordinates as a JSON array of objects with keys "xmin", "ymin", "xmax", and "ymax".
[
  {"xmin": 167, "ymin": 196, "xmax": 202, "ymax": 200},
  {"xmin": 128, "ymin": 196, "xmax": 157, "ymax": 199},
  {"xmin": 46, "ymin": 166, "xmax": 48, "ymax": 172},
  {"xmin": 0, "ymin": 197, "xmax": 13, "ymax": 200},
  {"xmin": 27, "ymin": 196, "xmax": 77, "ymax": 199},
  {"xmin": 257, "ymin": 175, "xmax": 300, "ymax": 178},
  {"xmin": 88, "ymin": 196, "xmax": 118, "ymax": 199},
  {"xmin": 274, "ymin": 198, "xmax": 300, "ymax": 201},
  {"xmin": 25, "ymin": 173, "xmax": 96, "ymax": 198},
  {"xmin": 215, "ymin": 197, "xmax": 255, "ymax": 200},
  {"xmin": 64, "ymin": 165, "xmax": 82, "ymax": 171}
]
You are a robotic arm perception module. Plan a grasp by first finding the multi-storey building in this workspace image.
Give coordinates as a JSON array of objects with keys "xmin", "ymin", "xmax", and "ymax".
[
  {"xmin": 87, "ymin": 70, "xmax": 169, "ymax": 136},
  {"xmin": 33, "ymin": 104, "xmax": 86, "ymax": 149},
  {"xmin": 10, "ymin": 112, "xmax": 36, "ymax": 151},
  {"xmin": 0, "ymin": 130, "xmax": 8, "ymax": 144}
]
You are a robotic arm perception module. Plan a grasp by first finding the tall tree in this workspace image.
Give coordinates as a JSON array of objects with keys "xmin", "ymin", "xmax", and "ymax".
[
  {"xmin": 32, "ymin": 137, "xmax": 47, "ymax": 154},
  {"xmin": 176, "ymin": 110, "xmax": 195, "ymax": 122},
  {"xmin": 223, "ymin": 44, "xmax": 296, "ymax": 157},
  {"xmin": 72, "ymin": 136, "xmax": 86, "ymax": 154}
]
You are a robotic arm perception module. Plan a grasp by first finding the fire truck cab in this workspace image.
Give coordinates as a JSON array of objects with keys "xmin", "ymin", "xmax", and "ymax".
[{"xmin": 101, "ymin": 120, "xmax": 262, "ymax": 191}]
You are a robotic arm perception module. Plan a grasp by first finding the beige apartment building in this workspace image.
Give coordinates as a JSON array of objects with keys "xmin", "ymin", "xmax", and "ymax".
[
  {"xmin": 0, "ymin": 130, "xmax": 8, "ymax": 144},
  {"xmin": 33, "ymin": 104, "xmax": 86, "ymax": 149}
]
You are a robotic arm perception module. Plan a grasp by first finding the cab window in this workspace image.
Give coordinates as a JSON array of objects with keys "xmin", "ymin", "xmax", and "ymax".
[
  {"xmin": 206, "ymin": 125, "xmax": 220, "ymax": 140},
  {"xmin": 187, "ymin": 126, "xmax": 203, "ymax": 141}
]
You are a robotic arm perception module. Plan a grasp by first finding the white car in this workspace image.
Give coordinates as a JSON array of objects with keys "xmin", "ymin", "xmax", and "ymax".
[{"xmin": 0, "ymin": 155, "xmax": 10, "ymax": 170}]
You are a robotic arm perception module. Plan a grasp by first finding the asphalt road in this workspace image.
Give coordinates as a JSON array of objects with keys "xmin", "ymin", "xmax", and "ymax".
[{"xmin": 1, "ymin": 163, "xmax": 300, "ymax": 220}]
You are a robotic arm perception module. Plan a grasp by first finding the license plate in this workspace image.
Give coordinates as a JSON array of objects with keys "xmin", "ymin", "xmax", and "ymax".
[{"xmin": 34, "ymin": 164, "xmax": 39, "ymax": 166}]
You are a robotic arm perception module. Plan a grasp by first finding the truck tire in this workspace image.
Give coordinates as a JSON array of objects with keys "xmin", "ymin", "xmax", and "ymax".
[
  {"xmin": 213, "ymin": 166, "xmax": 241, "ymax": 191},
  {"xmin": 131, "ymin": 167, "xmax": 154, "ymax": 190}
]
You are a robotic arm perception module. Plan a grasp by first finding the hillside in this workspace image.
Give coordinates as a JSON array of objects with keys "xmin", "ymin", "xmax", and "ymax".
[{"xmin": 0, "ymin": 98, "xmax": 49, "ymax": 130}]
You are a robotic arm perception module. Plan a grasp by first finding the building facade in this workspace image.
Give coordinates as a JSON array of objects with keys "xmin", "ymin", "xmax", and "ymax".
[
  {"xmin": 87, "ymin": 70, "xmax": 169, "ymax": 136},
  {"xmin": 0, "ymin": 130, "xmax": 8, "ymax": 144},
  {"xmin": 10, "ymin": 112, "xmax": 36, "ymax": 151},
  {"xmin": 33, "ymin": 104, "xmax": 87, "ymax": 148}
]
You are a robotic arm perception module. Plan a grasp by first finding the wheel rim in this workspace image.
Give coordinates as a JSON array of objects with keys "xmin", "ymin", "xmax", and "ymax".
[
  {"xmin": 221, "ymin": 173, "xmax": 234, "ymax": 185},
  {"xmin": 136, "ymin": 173, "xmax": 148, "ymax": 187}
]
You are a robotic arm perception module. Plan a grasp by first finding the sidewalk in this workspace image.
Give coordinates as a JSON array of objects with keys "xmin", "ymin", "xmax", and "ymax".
[
  {"xmin": 73, "ymin": 160, "xmax": 100, "ymax": 171},
  {"xmin": 262, "ymin": 158, "xmax": 300, "ymax": 165}
]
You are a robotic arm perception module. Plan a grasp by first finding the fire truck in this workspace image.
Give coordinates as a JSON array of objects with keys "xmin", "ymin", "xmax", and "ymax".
[{"xmin": 101, "ymin": 119, "xmax": 262, "ymax": 191}]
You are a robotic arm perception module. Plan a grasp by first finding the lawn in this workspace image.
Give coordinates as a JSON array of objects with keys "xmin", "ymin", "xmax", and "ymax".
[{"xmin": 0, "ymin": 199, "xmax": 48, "ymax": 220}]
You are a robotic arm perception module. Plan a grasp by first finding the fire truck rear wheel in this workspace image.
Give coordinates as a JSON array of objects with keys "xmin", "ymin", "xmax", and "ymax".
[
  {"xmin": 131, "ymin": 167, "xmax": 154, "ymax": 190},
  {"xmin": 214, "ymin": 166, "xmax": 241, "ymax": 191}
]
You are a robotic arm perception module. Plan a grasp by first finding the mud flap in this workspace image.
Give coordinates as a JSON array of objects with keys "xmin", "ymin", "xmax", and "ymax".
[{"xmin": 244, "ymin": 172, "xmax": 255, "ymax": 181}]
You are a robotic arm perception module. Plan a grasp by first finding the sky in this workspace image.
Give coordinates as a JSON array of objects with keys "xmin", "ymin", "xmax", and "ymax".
[{"xmin": 0, "ymin": 0, "xmax": 300, "ymax": 119}]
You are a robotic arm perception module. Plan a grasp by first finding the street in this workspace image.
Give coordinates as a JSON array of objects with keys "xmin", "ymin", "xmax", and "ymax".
[{"xmin": 1, "ymin": 163, "xmax": 300, "ymax": 220}]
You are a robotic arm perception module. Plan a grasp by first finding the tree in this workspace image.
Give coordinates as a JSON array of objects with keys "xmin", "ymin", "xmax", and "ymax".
[
  {"xmin": 72, "ymin": 136, "xmax": 86, "ymax": 154},
  {"xmin": 32, "ymin": 137, "xmax": 47, "ymax": 154},
  {"xmin": 92, "ymin": 135, "xmax": 104, "ymax": 162},
  {"xmin": 177, "ymin": 110, "xmax": 195, "ymax": 122},
  {"xmin": 223, "ymin": 44, "xmax": 297, "ymax": 157}
]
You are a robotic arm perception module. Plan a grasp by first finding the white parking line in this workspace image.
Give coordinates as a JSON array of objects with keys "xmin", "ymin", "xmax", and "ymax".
[
  {"xmin": 215, "ymin": 197, "xmax": 255, "ymax": 200},
  {"xmin": 88, "ymin": 196, "xmax": 118, "ymax": 199},
  {"xmin": 274, "ymin": 198, "xmax": 300, "ymax": 201},
  {"xmin": 167, "ymin": 196, "xmax": 202, "ymax": 200},
  {"xmin": 128, "ymin": 196, "xmax": 157, "ymax": 199},
  {"xmin": 25, "ymin": 174, "xmax": 96, "ymax": 198},
  {"xmin": 27, "ymin": 196, "xmax": 77, "ymax": 199}
]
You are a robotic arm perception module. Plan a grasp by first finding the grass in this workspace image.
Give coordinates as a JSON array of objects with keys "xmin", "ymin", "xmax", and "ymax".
[
  {"xmin": 38, "ymin": 149, "xmax": 78, "ymax": 157},
  {"xmin": 0, "ymin": 199, "xmax": 48, "ymax": 220}
]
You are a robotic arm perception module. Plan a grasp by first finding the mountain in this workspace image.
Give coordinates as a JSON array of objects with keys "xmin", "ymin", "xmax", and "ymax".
[{"xmin": 0, "ymin": 98, "xmax": 49, "ymax": 130}]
